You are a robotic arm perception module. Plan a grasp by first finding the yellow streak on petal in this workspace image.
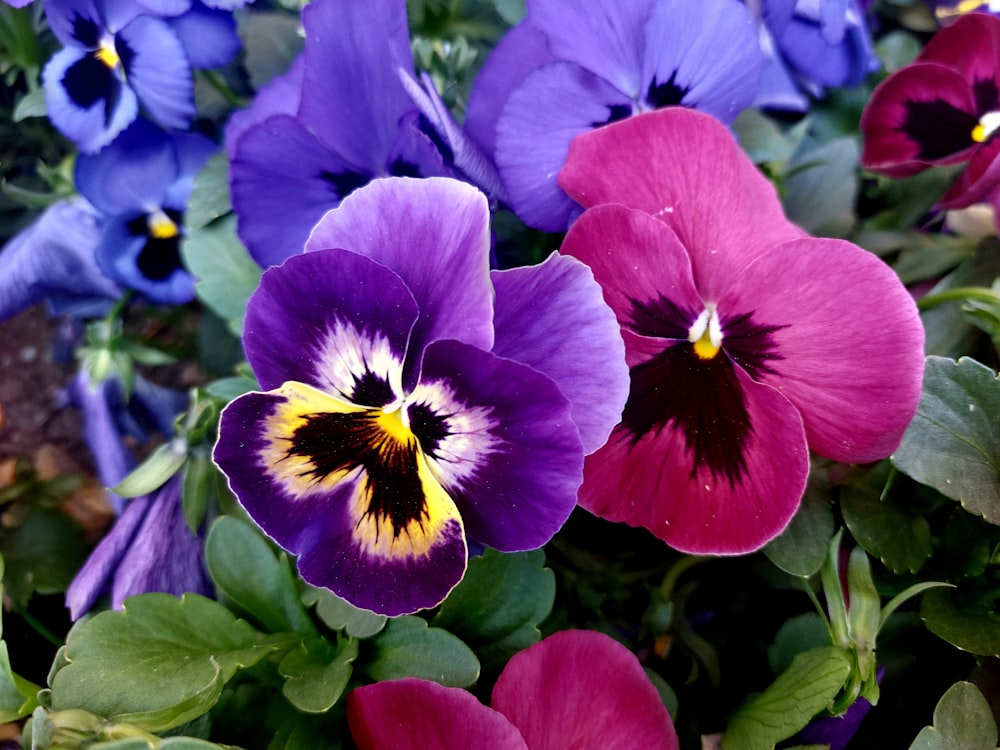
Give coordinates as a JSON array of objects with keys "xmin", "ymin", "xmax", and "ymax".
[
  {"xmin": 95, "ymin": 43, "xmax": 120, "ymax": 69},
  {"xmin": 350, "ymin": 452, "xmax": 463, "ymax": 561},
  {"xmin": 692, "ymin": 331, "xmax": 721, "ymax": 360},
  {"xmin": 259, "ymin": 381, "xmax": 367, "ymax": 497},
  {"xmin": 148, "ymin": 210, "xmax": 179, "ymax": 239}
]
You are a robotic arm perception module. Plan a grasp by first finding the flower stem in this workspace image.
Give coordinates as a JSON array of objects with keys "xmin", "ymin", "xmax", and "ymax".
[{"xmin": 916, "ymin": 286, "xmax": 1000, "ymax": 312}]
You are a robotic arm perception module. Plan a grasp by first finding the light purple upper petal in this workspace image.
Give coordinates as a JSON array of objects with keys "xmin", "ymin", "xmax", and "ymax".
[
  {"xmin": 719, "ymin": 237, "xmax": 925, "ymax": 464},
  {"xmin": 490, "ymin": 252, "xmax": 628, "ymax": 455},
  {"xmin": 307, "ymin": 177, "xmax": 494, "ymax": 361},
  {"xmin": 243, "ymin": 249, "xmax": 418, "ymax": 393},
  {"xmin": 526, "ymin": 0, "xmax": 653, "ymax": 98},
  {"xmin": 166, "ymin": 1, "xmax": 240, "ymax": 71},
  {"xmin": 118, "ymin": 14, "xmax": 194, "ymax": 130}
]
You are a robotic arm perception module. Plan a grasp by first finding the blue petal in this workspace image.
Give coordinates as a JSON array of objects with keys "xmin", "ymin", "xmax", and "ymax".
[
  {"xmin": 166, "ymin": 1, "xmax": 239, "ymax": 70},
  {"xmin": 163, "ymin": 129, "xmax": 217, "ymax": 208},
  {"xmin": 118, "ymin": 14, "xmax": 194, "ymax": 129},
  {"xmin": 43, "ymin": 45, "xmax": 139, "ymax": 152},
  {"xmin": 777, "ymin": 7, "xmax": 878, "ymax": 88},
  {"xmin": 94, "ymin": 214, "xmax": 195, "ymax": 303},
  {"xmin": 0, "ymin": 198, "xmax": 119, "ymax": 320}
]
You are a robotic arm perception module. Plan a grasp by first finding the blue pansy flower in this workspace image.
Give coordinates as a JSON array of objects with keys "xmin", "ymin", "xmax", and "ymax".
[
  {"xmin": 75, "ymin": 118, "xmax": 216, "ymax": 304},
  {"xmin": 227, "ymin": 0, "xmax": 450, "ymax": 268},
  {"xmin": 41, "ymin": 0, "xmax": 195, "ymax": 152},
  {"xmin": 463, "ymin": 0, "xmax": 765, "ymax": 232}
]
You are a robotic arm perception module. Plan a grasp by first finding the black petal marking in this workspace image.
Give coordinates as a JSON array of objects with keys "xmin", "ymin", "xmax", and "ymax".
[
  {"xmin": 319, "ymin": 169, "xmax": 370, "ymax": 199},
  {"xmin": 592, "ymin": 103, "xmax": 633, "ymax": 129},
  {"xmin": 627, "ymin": 293, "xmax": 693, "ymax": 340},
  {"xmin": 407, "ymin": 402, "xmax": 451, "ymax": 457},
  {"xmin": 128, "ymin": 209, "xmax": 184, "ymax": 281},
  {"xmin": 62, "ymin": 53, "xmax": 122, "ymax": 127},
  {"xmin": 901, "ymin": 98, "xmax": 978, "ymax": 160},
  {"xmin": 71, "ymin": 14, "xmax": 100, "ymax": 47},
  {"xmin": 351, "ymin": 371, "xmax": 396, "ymax": 408},
  {"xmin": 646, "ymin": 71, "xmax": 691, "ymax": 110},
  {"xmin": 973, "ymin": 77, "xmax": 1000, "ymax": 117}
]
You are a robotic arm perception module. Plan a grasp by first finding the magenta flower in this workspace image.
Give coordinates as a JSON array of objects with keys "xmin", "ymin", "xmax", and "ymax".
[
  {"xmin": 558, "ymin": 108, "xmax": 925, "ymax": 554},
  {"xmin": 860, "ymin": 13, "xmax": 1000, "ymax": 209},
  {"xmin": 347, "ymin": 630, "xmax": 679, "ymax": 750},
  {"xmin": 213, "ymin": 177, "xmax": 628, "ymax": 615}
]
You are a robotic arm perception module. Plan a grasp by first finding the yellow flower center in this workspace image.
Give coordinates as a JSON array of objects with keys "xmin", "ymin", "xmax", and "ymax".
[
  {"xmin": 147, "ymin": 210, "xmax": 179, "ymax": 240},
  {"xmin": 375, "ymin": 403, "xmax": 414, "ymax": 445},
  {"xmin": 972, "ymin": 111, "xmax": 1000, "ymax": 144},
  {"xmin": 688, "ymin": 305, "xmax": 722, "ymax": 360},
  {"xmin": 95, "ymin": 41, "xmax": 120, "ymax": 69}
]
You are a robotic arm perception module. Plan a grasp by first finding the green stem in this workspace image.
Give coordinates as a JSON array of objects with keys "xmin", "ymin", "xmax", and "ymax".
[
  {"xmin": 916, "ymin": 286, "xmax": 1000, "ymax": 312},
  {"xmin": 198, "ymin": 69, "xmax": 246, "ymax": 108},
  {"xmin": 659, "ymin": 555, "xmax": 708, "ymax": 601},
  {"xmin": 14, "ymin": 607, "xmax": 64, "ymax": 648}
]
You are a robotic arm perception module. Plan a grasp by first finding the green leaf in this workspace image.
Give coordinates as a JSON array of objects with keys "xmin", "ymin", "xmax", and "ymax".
[
  {"xmin": 764, "ymin": 481, "xmax": 834, "ymax": 578},
  {"xmin": 892, "ymin": 356, "xmax": 1000, "ymax": 525},
  {"xmin": 492, "ymin": 0, "xmax": 525, "ymax": 25},
  {"xmin": 909, "ymin": 682, "xmax": 998, "ymax": 750},
  {"xmin": 184, "ymin": 154, "xmax": 232, "ymax": 231},
  {"xmin": 920, "ymin": 588, "xmax": 1000, "ymax": 656},
  {"xmin": 50, "ymin": 593, "xmax": 278, "ymax": 731},
  {"xmin": 432, "ymin": 548, "xmax": 554, "ymax": 672},
  {"xmin": 13, "ymin": 87, "xmax": 46, "ymax": 121},
  {"xmin": 279, "ymin": 637, "xmax": 358, "ymax": 713},
  {"xmin": 181, "ymin": 451, "xmax": 215, "ymax": 534},
  {"xmin": 204, "ymin": 374, "xmax": 259, "ymax": 403},
  {"xmin": 113, "ymin": 441, "xmax": 188, "ymax": 499},
  {"xmin": 307, "ymin": 588, "xmax": 386, "ymax": 639},
  {"xmin": 722, "ymin": 647, "xmax": 852, "ymax": 750},
  {"xmin": 362, "ymin": 616, "xmax": 480, "ymax": 687},
  {"xmin": 767, "ymin": 613, "xmax": 830, "ymax": 676},
  {"xmin": 180, "ymin": 214, "xmax": 262, "ymax": 337},
  {"xmin": 781, "ymin": 137, "xmax": 859, "ymax": 238},
  {"xmin": 204, "ymin": 516, "xmax": 313, "ymax": 634},
  {"xmin": 243, "ymin": 13, "xmax": 305, "ymax": 90},
  {"xmin": 0, "ymin": 507, "xmax": 89, "ymax": 605},
  {"xmin": 733, "ymin": 109, "xmax": 808, "ymax": 167}
]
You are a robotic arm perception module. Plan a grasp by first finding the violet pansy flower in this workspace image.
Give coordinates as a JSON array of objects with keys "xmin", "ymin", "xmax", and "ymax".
[
  {"xmin": 860, "ymin": 13, "xmax": 1000, "ymax": 212},
  {"xmin": 41, "ymin": 0, "xmax": 194, "ymax": 152},
  {"xmin": 347, "ymin": 630, "xmax": 679, "ymax": 750},
  {"xmin": 228, "ymin": 0, "xmax": 449, "ymax": 268},
  {"xmin": 75, "ymin": 118, "xmax": 216, "ymax": 304},
  {"xmin": 463, "ymin": 0, "xmax": 764, "ymax": 232},
  {"xmin": 558, "ymin": 108, "xmax": 924, "ymax": 554},
  {"xmin": 213, "ymin": 177, "xmax": 628, "ymax": 615}
]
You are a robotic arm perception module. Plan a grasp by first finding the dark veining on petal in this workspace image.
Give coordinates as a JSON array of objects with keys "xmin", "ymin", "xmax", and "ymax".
[
  {"xmin": 973, "ymin": 77, "xmax": 1000, "ymax": 117},
  {"xmin": 117, "ymin": 36, "xmax": 135, "ymax": 73},
  {"xmin": 407, "ymin": 402, "xmax": 450, "ymax": 457},
  {"xmin": 319, "ymin": 169, "xmax": 370, "ymax": 199},
  {"xmin": 71, "ymin": 14, "xmax": 100, "ymax": 46},
  {"xmin": 719, "ymin": 311, "xmax": 786, "ymax": 381},
  {"xmin": 646, "ymin": 71, "xmax": 691, "ymax": 110},
  {"xmin": 351, "ymin": 371, "xmax": 395, "ymax": 408},
  {"xmin": 62, "ymin": 53, "xmax": 122, "ymax": 127},
  {"xmin": 901, "ymin": 98, "xmax": 978, "ymax": 160},
  {"xmin": 289, "ymin": 411, "xmax": 427, "ymax": 537},
  {"xmin": 627, "ymin": 294, "xmax": 693, "ymax": 340}
]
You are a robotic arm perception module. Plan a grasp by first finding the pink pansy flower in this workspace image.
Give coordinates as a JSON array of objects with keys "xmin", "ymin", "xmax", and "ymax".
[
  {"xmin": 347, "ymin": 629, "xmax": 679, "ymax": 750},
  {"xmin": 860, "ymin": 13, "xmax": 1000, "ymax": 209},
  {"xmin": 558, "ymin": 108, "xmax": 925, "ymax": 554}
]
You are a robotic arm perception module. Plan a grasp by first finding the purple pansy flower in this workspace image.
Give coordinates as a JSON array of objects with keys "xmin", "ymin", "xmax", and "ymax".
[
  {"xmin": 463, "ymin": 0, "xmax": 764, "ymax": 232},
  {"xmin": 213, "ymin": 177, "xmax": 628, "ymax": 615},
  {"xmin": 41, "ymin": 0, "xmax": 195, "ymax": 152},
  {"xmin": 75, "ymin": 118, "xmax": 216, "ymax": 304},
  {"xmin": 0, "ymin": 197, "xmax": 119, "ymax": 321},
  {"xmin": 227, "ymin": 0, "xmax": 449, "ymax": 269},
  {"xmin": 348, "ymin": 630, "xmax": 679, "ymax": 749},
  {"xmin": 929, "ymin": 0, "xmax": 1000, "ymax": 24},
  {"xmin": 558, "ymin": 108, "xmax": 925, "ymax": 553}
]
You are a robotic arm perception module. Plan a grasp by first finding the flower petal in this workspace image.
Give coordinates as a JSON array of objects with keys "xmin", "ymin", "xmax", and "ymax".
[
  {"xmin": 348, "ymin": 679, "xmax": 528, "ymax": 750},
  {"xmin": 118, "ymin": 15, "xmax": 194, "ymax": 130},
  {"xmin": 94, "ymin": 215, "xmax": 195, "ymax": 304},
  {"xmin": 581, "ymin": 332, "xmax": 809, "ymax": 554},
  {"xmin": 416, "ymin": 340, "xmax": 583, "ymax": 552},
  {"xmin": 224, "ymin": 55, "xmax": 304, "ymax": 158},
  {"xmin": 718, "ymin": 237, "xmax": 924, "ymax": 463},
  {"xmin": 938, "ymin": 137, "xmax": 1000, "ymax": 207},
  {"xmin": 490, "ymin": 252, "xmax": 629, "ymax": 455},
  {"xmin": 559, "ymin": 108, "xmax": 803, "ymax": 299},
  {"xmin": 495, "ymin": 61, "xmax": 633, "ymax": 231},
  {"xmin": 306, "ymin": 177, "xmax": 494, "ymax": 358},
  {"xmin": 491, "ymin": 630, "xmax": 679, "ymax": 750},
  {"xmin": 215, "ymin": 382, "xmax": 467, "ymax": 615},
  {"xmin": 166, "ymin": 1, "xmax": 240, "ymax": 70},
  {"xmin": 243, "ymin": 249, "xmax": 418, "ymax": 394},
  {"xmin": 919, "ymin": 11, "xmax": 1000, "ymax": 84}
]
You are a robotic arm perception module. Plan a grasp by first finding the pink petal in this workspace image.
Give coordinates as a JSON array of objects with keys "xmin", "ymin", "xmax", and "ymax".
[
  {"xmin": 348, "ymin": 679, "xmax": 528, "ymax": 750},
  {"xmin": 939, "ymin": 137, "xmax": 1000, "ymax": 207},
  {"xmin": 491, "ymin": 630, "xmax": 679, "ymax": 750},
  {"xmin": 558, "ymin": 108, "xmax": 803, "ymax": 300},
  {"xmin": 918, "ymin": 12, "xmax": 1000, "ymax": 86}
]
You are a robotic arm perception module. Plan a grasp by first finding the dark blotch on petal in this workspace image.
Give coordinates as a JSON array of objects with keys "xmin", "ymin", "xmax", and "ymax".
[
  {"xmin": 62, "ymin": 53, "xmax": 122, "ymax": 127},
  {"xmin": 388, "ymin": 159, "xmax": 421, "ymax": 178},
  {"xmin": 127, "ymin": 209, "xmax": 184, "ymax": 281},
  {"xmin": 719, "ymin": 311, "xmax": 786, "ymax": 381},
  {"xmin": 974, "ymin": 77, "xmax": 1000, "ymax": 117},
  {"xmin": 290, "ymin": 411, "xmax": 428, "ymax": 537},
  {"xmin": 646, "ymin": 71, "xmax": 691, "ymax": 110},
  {"xmin": 901, "ymin": 98, "xmax": 978, "ymax": 160},
  {"xmin": 319, "ymin": 169, "xmax": 371, "ymax": 200},
  {"xmin": 591, "ymin": 103, "xmax": 633, "ymax": 129},
  {"xmin": 407, "ymin": 402, "xmax": 450, "ymax": 457},
  {"xmin": 71, "ymin": 14, "xmax": 101, "ymax": 47},
  {"xmin": 352, "ymin": 371, "xmax": 395, "ymax": 408},
  {"xmin": 627, "ymin": 294, "xmax": 693, "ymax": 340},
  {"xmin": 117, "ymin": 36, "xmax": 135, "ymax": 74}
]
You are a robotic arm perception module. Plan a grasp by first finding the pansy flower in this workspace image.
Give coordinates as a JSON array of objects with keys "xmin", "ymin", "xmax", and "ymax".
[
  {"xmin": 74, "ymin": 118, "xmax": 216, "ymax": 304},
  {"xmin": 228, "ymin": 0, "xmax": 450, "ymax": 268},
  {"xmin": 347, "ymin": 630, "xmax": 679, "ymax": 750},
  {"xmin": 213, "ymin": 177, "xmax": 628, "ymax": 615},
  {"xmin": 558, "ymin": 108, "xmax": 924, "ymax": 554},
  {"xmin": 41, "ymin": 0, "xmax": 194, "ymax": 152},
  {"xmin": 860, "ymin": 13, "xmax": 1000, "ymax": 209},
  {"xmin": 463, "ymin": 0, "xmax": 764, "ymax": 232},
  {"xmin": 930, "ymin": 0, "xmax": 1000, "ymax": 25}
]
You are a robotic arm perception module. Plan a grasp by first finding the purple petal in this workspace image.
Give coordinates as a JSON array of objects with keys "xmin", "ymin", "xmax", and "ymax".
[
  {"xmin": 224, "ymin": 55, "xmax": 304, "ymax": 157},
  {"xmin": 776, "ymin": 11, "xmax": 878, "ymax": 89},
  {"xmin": 719, "ymin": 237, "xmax": 925, "ymax": 463},
  {"xmin": 527, "ymin": 0, "xmax": 653, "ymax": 97},
  {"xmin": 753, "ymin": 49, "xmax": 811, "ymax": 113},
  {"xmin": 348, "ymin": 679, "xmax": 528, "ymax": 750},
  {"xmin": 490, "ymin": 252, "xmax": 628, "ymax": 455},
  {"xmin": 230, "ymin": 114, "xmax": 359, "ymax": 267},
  {"xmin": 306, "ymin": 177, "xmax": 494, "ymax": 358},
  {"xmin": 166, "ymin": 1, "xmax": 240, "ymax": 70},
  {"xmin": 94, "ymin": 215, "xmax": 195, "ymax": 304},
  {"xmin": 118, "ymin": 15, "xmax": 194, "ymax": 130},
  {"xmin": 297, "ymin": 0, "xmax": 416, "ymax": 171},
  {"xmin": 242, "ymin": 249, "xmax": 418, "ymax": 394},
  {"xmin": 44, "ymin": 0, "xmax": 106, "ymax": 47},
  {"xmin": 42, "ymin": 46, "xmax": 139, "ymax": 153},
  {"xmin": 0, "ymin": 198, "xmax": 119, "ymax": 320},
  {"xmin": 640, "ymin": 0, "xmax": 762, "ymax": 124},
  {"xmin": 491, "ymin": 630, "xmax": 679, "ymax": 750},
  {"xmin": 132, "ymin": 0, "xmax": 190, "ymax": 16},
  {"xmin": 464, "ymin": 22, "xmax": 556, "ymax": 159},
  {"xmin": 417, "ymin": 340, "xmax": 582, "ymax": 552},
  {"xmin": 162, "ymin": 130, "xmax": 218, "ymax": 208},
  {"xmin": 495, "ymin": 61, "xmax": 633, "ymax": 232}
]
